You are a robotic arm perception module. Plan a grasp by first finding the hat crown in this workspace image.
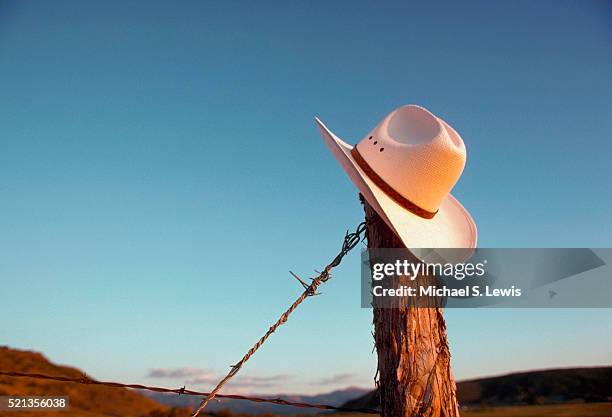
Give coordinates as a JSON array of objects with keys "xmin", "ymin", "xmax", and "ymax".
[{"xmin": 354, "ymin": 105, "xmax": 466, "ymax": 213}]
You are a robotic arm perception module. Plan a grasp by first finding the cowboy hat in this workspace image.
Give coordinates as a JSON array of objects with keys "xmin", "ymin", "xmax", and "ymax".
[{"xmin": 315, "ymin": 105, "xmax": 477, "ymax": 252}]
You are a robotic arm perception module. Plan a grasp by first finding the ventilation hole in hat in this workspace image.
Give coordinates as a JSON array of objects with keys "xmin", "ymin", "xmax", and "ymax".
[
  {"xmin": 373, "ymin": 141, "xmax": 378, "ymax": 145},
  {"xmin": 379, "ymin": 148, "xmax": 384, "ymax": 152}
]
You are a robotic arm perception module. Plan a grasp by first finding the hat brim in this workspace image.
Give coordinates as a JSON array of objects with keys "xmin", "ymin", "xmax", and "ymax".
[{"xmin": 316, "ymin": 117, "xmax": 477, "ymax": 254}]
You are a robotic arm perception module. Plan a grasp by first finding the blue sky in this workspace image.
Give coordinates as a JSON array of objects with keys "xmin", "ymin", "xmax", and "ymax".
[{"xmin": 1, "ymin": 0, "xmax": 611, "ymax": 395}]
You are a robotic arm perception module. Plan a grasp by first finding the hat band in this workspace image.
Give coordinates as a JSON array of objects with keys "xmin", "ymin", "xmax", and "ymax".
[{"xmin": 350, "ymin": 147, "xmax": 438, "ymax": 219}]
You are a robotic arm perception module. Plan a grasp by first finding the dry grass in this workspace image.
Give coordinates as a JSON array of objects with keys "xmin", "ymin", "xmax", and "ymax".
[
  {"xmin": 461, "ymin": 402, "xmax": 612, "ymax": 417},
  {"xmin": 326, "ymin": 402, "xmax": 612, "ymax": 417}
]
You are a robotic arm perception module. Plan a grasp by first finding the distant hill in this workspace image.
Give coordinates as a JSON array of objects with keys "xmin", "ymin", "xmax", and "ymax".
[
  {"xmin": 0, "ymin": 345, "xmax": 367, "ymax": 416},
  {"xmin": 0, "ymin": 346, "xmax": 185, "ymax": 417},
  {"xmin": 342, "ymin": 367, "xmax": 612, "ymax": 411},
  {"xmin": 147, "ymin": 387, "xmax": 370, "ymax": 415},
  {"xmin": 3, "ymin": 345, "xmax": 610, "ymax": 417}
]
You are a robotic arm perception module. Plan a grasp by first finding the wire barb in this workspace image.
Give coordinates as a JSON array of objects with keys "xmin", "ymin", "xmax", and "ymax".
[
  {"xmin": 289, "ymin": 270, "xmax": 309, "ymax": 290},
  {"xmin": 189, "ymin": 222, "xmax": 367, "ymax": 417},
  {"xmin": 289, "ymin": 271, "xmax": 322, "ymax": 296}
]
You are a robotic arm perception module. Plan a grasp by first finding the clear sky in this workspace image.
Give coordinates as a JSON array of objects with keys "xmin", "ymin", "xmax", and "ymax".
[{"xmin": 1, "ymin": 0, "xmax": 611, "ymax": 396}]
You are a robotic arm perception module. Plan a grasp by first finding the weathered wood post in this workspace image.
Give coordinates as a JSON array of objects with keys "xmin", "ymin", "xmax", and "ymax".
[{"xmin": 362, "ymin": 197, "xmax": 461, "ymax": 417}]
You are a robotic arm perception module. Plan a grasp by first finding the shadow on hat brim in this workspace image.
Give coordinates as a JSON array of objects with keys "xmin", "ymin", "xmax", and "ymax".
[{"xmin": 315, "ymin": 117, "xmax": 477, "ymax": 256}]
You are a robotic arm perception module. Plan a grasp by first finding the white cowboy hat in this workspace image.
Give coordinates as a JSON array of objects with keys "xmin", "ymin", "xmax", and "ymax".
[{"xmin": 316, "ymin": 105, "xmax": 477, "ymax": 252}]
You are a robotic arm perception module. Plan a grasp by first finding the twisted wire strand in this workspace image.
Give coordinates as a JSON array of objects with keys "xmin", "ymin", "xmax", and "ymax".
[
  {"xmin": 190, "ymin": 222, "xmax": 367, "ymax": 417},
  {"xmin": 0, "ymin": 370, "xmax": 378, "ymax": 414}
]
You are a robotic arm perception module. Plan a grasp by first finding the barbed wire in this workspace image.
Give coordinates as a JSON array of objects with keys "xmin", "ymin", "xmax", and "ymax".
[
  {"xmin": 0, "ymin": 370, "xmax": 378, "ymax": 414},
  {"xmin": 0, "ymin": 223, "xmax": 369, "ymax": 415},
  {"xmin": 190, "ymin": 221, "xmax": 368, "ymax": 417}
]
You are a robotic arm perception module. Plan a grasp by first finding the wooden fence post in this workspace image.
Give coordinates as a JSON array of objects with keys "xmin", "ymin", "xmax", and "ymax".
[{"xmin": 362, "ymin": 197, "xmax": 461, "ymax": 417}]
